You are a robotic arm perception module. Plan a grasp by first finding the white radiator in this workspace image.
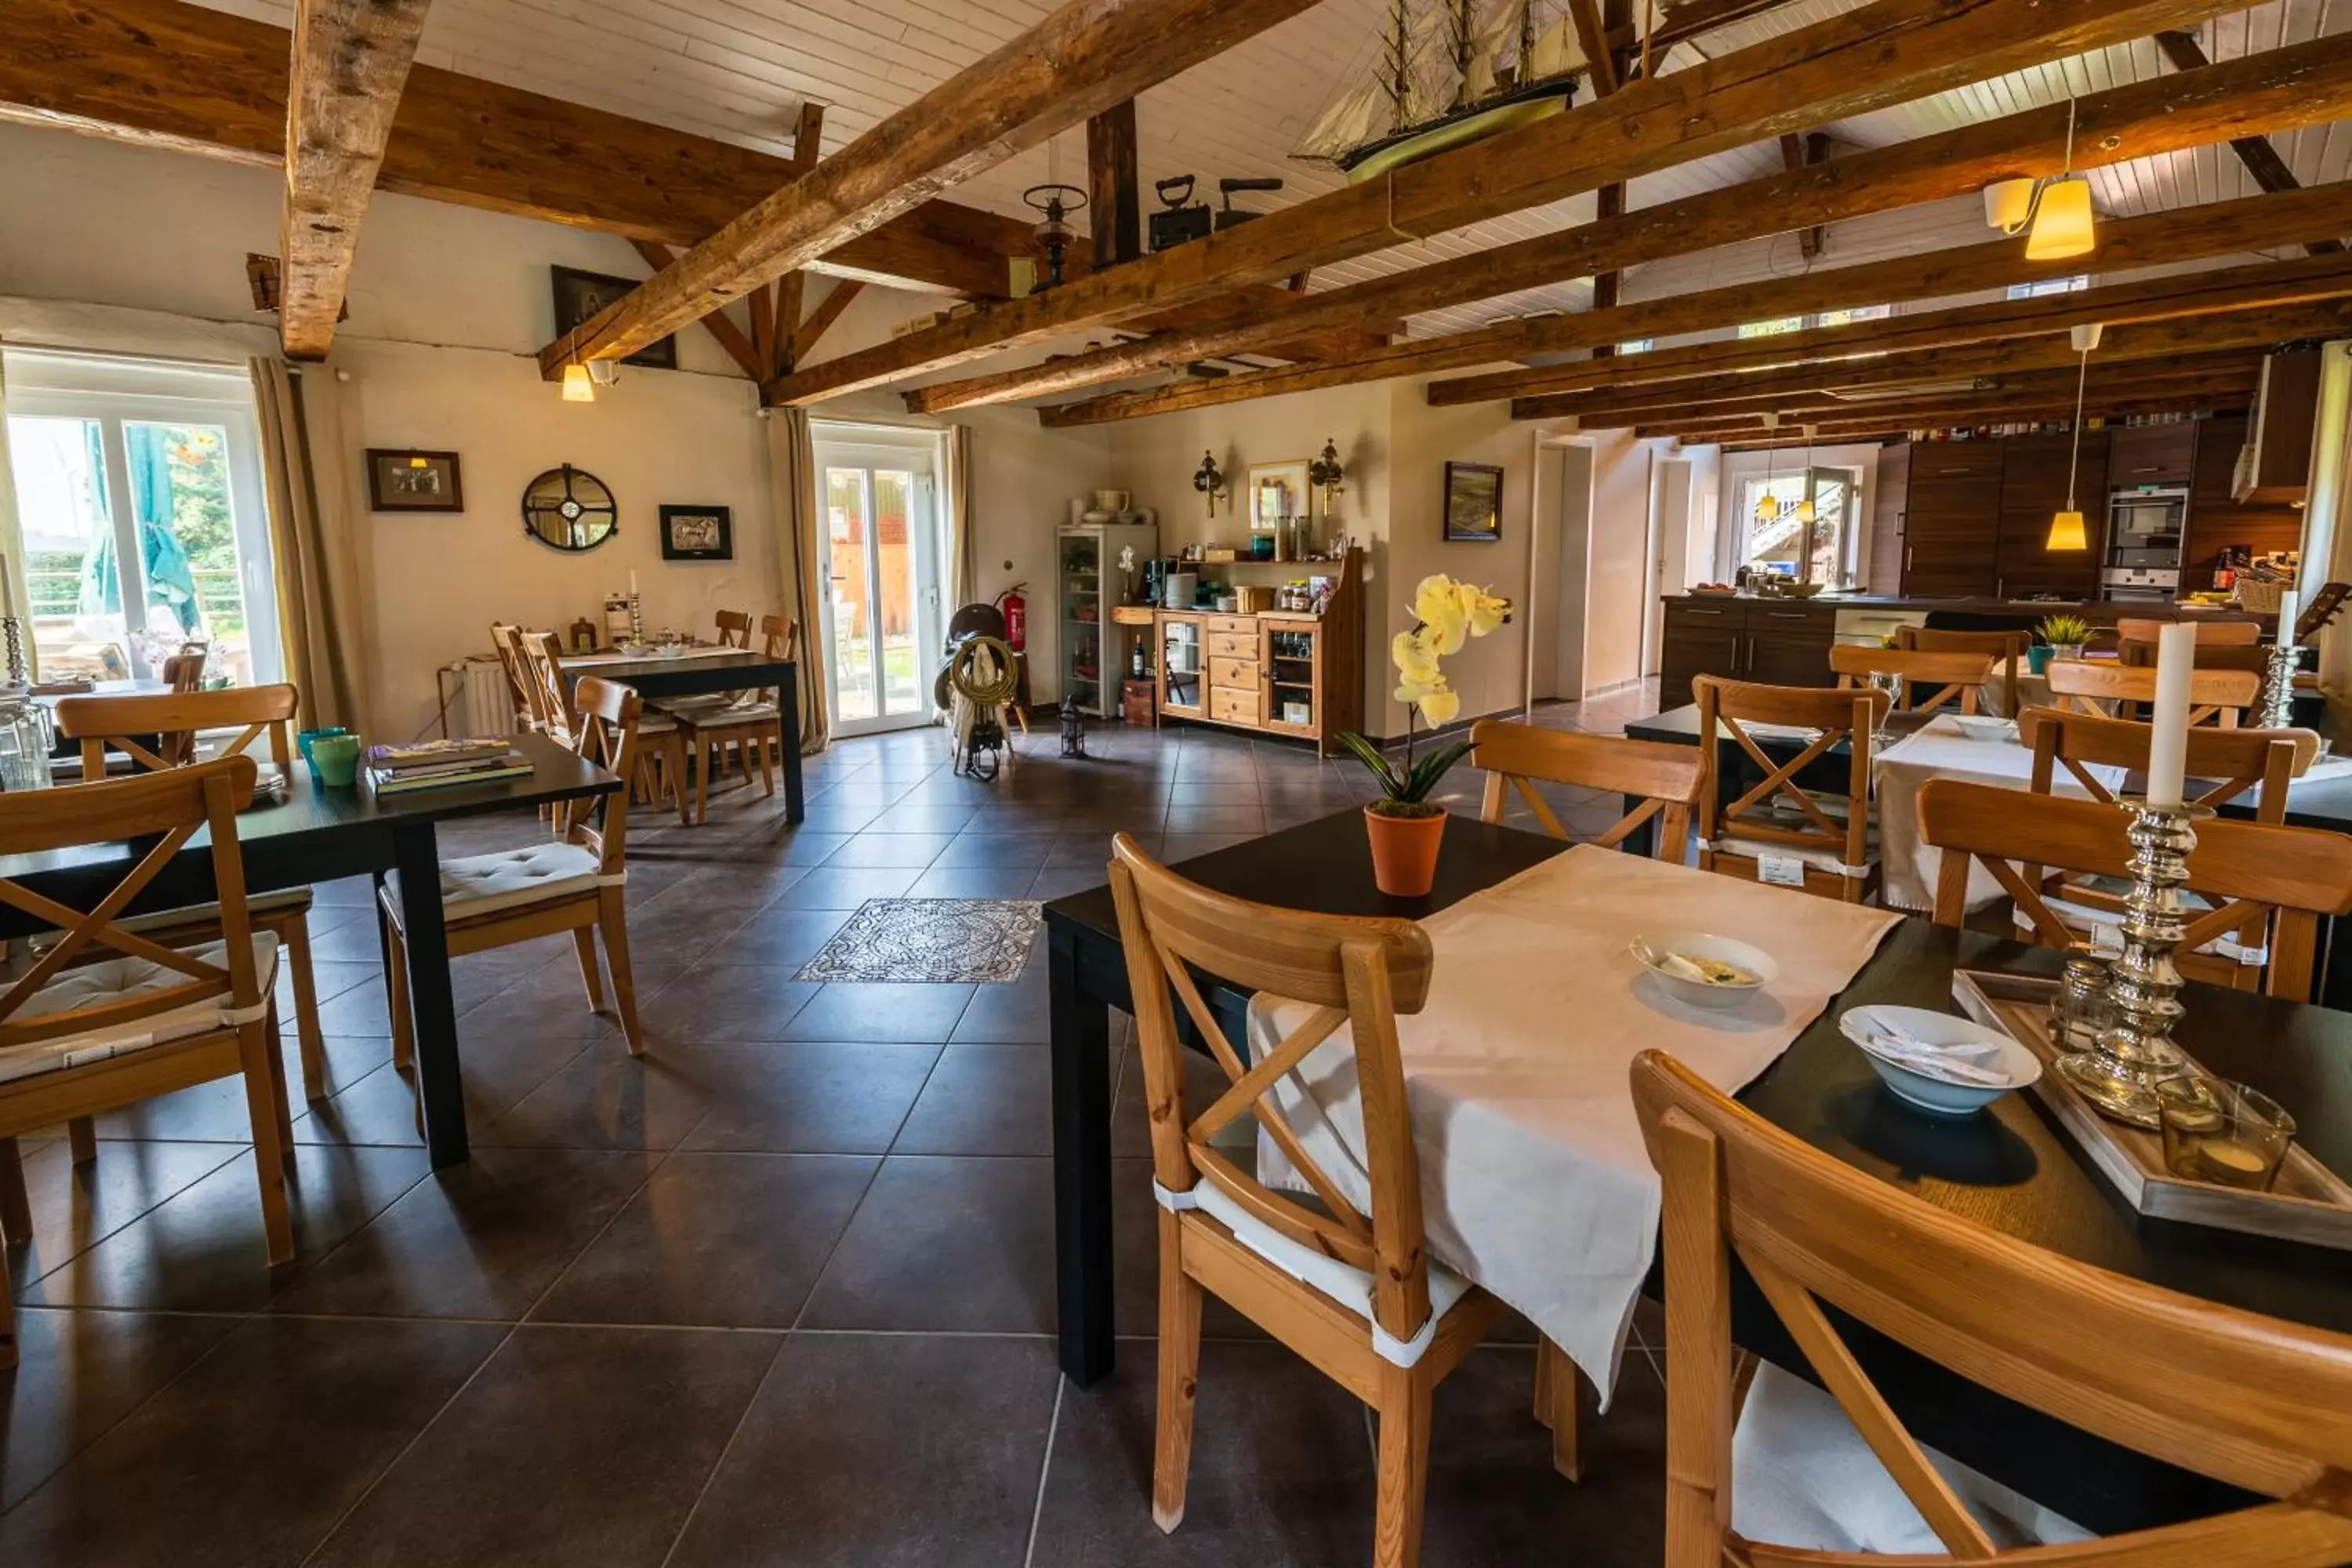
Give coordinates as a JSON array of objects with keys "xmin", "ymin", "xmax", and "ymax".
[{"xmin": 456, "ymin": 657, "xmax": 518, "ymax": 736}]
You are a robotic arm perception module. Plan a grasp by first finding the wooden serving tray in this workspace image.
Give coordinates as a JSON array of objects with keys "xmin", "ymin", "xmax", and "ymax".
[{"xmin": 1952, "ymin": 970, "xmax": 2352, "ymax": 1250}]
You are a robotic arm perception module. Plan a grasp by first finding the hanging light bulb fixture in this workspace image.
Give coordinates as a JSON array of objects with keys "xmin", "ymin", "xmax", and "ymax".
[
  {"xmin": 2047, "ymin": 321, "xmax": 2102, "ymax": 551},
  {"xmin": 1795, "ymin": 422, "xmax": 1819, "ymax": 525},
  {"xmin": 1756, "ymin": 411, "xmax": 1782, "ymax": 524},
  {"xmin": 561, "ymin": 362, "xmax": 596, "ymax": 404},
  {"xmin": 1984, "ymin": 96, "xmax": 2098, "ymax": 261}
]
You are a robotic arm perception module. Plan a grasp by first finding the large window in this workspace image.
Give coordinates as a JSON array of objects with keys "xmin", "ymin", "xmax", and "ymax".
[
  {"xmin": 2008, "ymin": 275, "xmax": 2089, "ymax": 300},
  {"xmin": 1733, "ymin": 466, "xmax": 1860, "ymax": 588},
  {"xmin": 3, "ymin": 350, "xmax": 281, "ymax": 686}
]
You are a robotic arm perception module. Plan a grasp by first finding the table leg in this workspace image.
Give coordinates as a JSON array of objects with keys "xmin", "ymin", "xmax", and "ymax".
[
  {"xmin": 780, "ymin": 662, "xmax": 806, "ymax": 826},
  {"xmin": 391, "ymin": 822, "xmax": 470, "ymax": 1168},
  {"xmin": 1050, "ymin": 924, "xmax": 1116, "ymax": 1385},
  {"xmin": 2322, "ymin": 913, "xmax": 2352, "ymax": 1011}
]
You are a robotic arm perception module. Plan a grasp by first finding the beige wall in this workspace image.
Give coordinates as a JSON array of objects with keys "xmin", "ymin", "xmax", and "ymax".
[
  {"xmin": 1581, "ymin": 427, "xmax": 1656, "ymax": 695},
  {"xmin": 0, "ymin": 124, "xmax": 1106, "ymax": 736}
]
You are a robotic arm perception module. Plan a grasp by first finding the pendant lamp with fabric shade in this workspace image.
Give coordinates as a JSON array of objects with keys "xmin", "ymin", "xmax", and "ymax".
[
  {"xmin": 1756, "ymin": 411, "xmax": 1781, "ymax": 524},
  {"xmin": 2048, "ymin": 322, "xmax": 2101, "ymax": 551},
  {"xmin": 1985, "ymin": 96, "xmax": 2097, "ymax": 261}
]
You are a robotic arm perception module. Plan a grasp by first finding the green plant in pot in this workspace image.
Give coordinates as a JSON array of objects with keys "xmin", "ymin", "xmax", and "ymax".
[
  {"xmin": 2034, "ymin": 612, "xmax": 2092, "ymax": 675},
  {"xmin": 1338, "ymin": 574, "xmax": 1511, "ymax": 897}
]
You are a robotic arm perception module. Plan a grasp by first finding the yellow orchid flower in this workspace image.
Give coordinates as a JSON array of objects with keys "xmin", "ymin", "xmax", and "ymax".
[
  {"xmin": 1414, "ymin": 686, "xmax": 1461, "ymax": 727},
  {"xmin": 1461, "ymin": 582, "xmax": 1510, "ymax": 637},
  {"xmin": 1391, "ymin": 629, "xmax": 1442, "ymax": 688},
  {"xmin": 1411, "ymin": 575, "xmax": 1471, "ymax": 655}
]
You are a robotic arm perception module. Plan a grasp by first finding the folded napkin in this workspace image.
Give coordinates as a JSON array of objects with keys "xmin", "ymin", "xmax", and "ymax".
[{"xmin": 1846, "ymin": 1016, "xmax": 2009, "ymax": 1087}]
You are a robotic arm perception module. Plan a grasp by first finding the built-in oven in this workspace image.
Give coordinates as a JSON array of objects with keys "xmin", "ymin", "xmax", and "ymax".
[{"xmin": 2103, "ymin": 485, "xmax": 2189, "ymax": 602}]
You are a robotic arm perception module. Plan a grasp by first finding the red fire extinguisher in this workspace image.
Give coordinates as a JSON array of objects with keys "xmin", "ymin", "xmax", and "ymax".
[{"xmin": 996, "ymin": 583, "xmax": 1028, "ymax": 653}]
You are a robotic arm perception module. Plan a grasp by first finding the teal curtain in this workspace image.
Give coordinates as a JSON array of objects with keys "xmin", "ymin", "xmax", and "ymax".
[{"xmin": 81, "ymin": 423, "xmax": 203, "ymax": 637}]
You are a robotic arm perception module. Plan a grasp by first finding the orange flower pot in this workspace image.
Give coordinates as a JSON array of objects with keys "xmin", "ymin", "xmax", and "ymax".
[{"xmin": 1364, "ymin": 805, "xmax": 1446, "ymax": 898}]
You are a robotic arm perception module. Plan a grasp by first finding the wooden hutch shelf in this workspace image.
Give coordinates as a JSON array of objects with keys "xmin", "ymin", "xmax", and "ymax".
[{"xmin": 1131, "ymin": 547, "xmax": 1363, "ymax": 757}]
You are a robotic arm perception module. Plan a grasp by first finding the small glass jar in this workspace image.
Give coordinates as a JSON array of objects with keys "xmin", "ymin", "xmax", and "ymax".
[
  {"xmin": 0, "ymin": 691, "xmax": 55, "ymax": 793},
  {"xmin": 2051, "ymin": 949, "xmax": 2114, "ymax": 1054}
]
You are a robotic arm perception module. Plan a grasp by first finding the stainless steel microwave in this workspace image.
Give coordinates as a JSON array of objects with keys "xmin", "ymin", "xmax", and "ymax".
[{"xmin": 2108, "ymin": 485, "xmax": 2187, "ymax": 544}]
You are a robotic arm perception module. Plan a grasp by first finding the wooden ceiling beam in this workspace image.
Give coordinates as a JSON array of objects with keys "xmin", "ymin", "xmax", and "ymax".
[
  {"xmin": 1699, "ymin": 387, "xmax": 2260, "ymax": 443},
  {"xmin": 1087, "ymin": 100, "xmax": 1142, "ymax": 270},
  {"xmin": 774, "ymin": 0, "xmax": 2262, "ymax": 405},
  {"xmin": 1512, "ymin": 303, "xmax": 2349, "ymax": 420},
  {"xmin": 2154, "ymin": 29, "xmax": 2343, "ymax": 255},
  {"xmin": 278, "ymin": 0, "xmax": 432, "ymax": 360},
  {"xmin": 946, "ymin": 35, "xmax": 2352, "ymax": 419},
  {"xmin": 628, "ymin": 239, "xmax": 764, "ymax": 380},
  {"xmin": 537, "ymin": 0, "xmax": 1330, "ymax": 378},
  {"xmin": 791, "ymin": 102, "xmax": 826, "ymax": 174},
  {"xmin": 1638, "ymin": 367, "xmax": 2263, "ymax": 438},
  {"xmin": 3, "ymin": 0, "xmax": 1035, "ymax": 300},
  {"xmin": 1446, "ymin": 249, "xmax": 2352, "ymax": 406}
]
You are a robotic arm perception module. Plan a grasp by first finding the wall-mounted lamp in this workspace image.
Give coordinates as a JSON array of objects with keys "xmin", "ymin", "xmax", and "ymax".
[
  {"xmin": 561, "ymin": 363, "xmax": 596, "ymax": 404},
  {"xmin": 1984, "ymin": 98, "xmax": 2097, "ymax": 261},
  {"xmin": 1308, "ymin": 437, "xmax": 1346, "ymax": 510},
  {"xmin": 1193, "ymin": 450, "xmax": 1229, "ymax": 517}
]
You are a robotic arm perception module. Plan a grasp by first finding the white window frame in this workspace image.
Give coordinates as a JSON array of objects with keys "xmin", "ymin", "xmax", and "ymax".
[
  {"xmin": 2, "ymin": 350, "xmax": 281, "ymax": 684},
  {"xmin": 810, "ymin": 419, "xmax": 949, "ymax": 738}
]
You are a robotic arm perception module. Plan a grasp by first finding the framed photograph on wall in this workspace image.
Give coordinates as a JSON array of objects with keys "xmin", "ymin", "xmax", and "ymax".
[
  {"xmin": 659, "ymin": 505, "xmax": 734, "ymax": 561},
  {"xmin": 550, "ymin": 266, "xmax": 678, "ymax": 370},
  {"xmin": 365, "ymin": 449, "xmax": 465, "ymax": 513},
  {"xmin": 1443, "ymin": 461, "xmax": 1504, "ymax": 543},
  {"xmin": 1245, "ymin": 459, "xmax": 1311, "ymax": 533}
]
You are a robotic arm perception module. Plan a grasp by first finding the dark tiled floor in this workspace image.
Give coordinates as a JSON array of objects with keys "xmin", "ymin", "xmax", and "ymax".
[{"xmin": 0, "ymin": 691, "xmax": 1672, "ymax": 1565}]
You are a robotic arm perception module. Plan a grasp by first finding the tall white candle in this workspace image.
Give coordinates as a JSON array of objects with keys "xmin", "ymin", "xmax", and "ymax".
[
  {"xmin": 2146, "ymin": 621, "xmax": 2196, "ymax": 809},
  {"xmin": 2276, "ymin": 589, "xmax": 2301, "ymax": 648},
  {"xmin": 629, "ymin": 569, "xmax": 640, "ymax": 598}
]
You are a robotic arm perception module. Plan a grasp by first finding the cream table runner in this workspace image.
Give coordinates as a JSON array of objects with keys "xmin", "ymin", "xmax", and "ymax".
[{"xmin": 1246, "ymin": 846, "xmax": 1898, "ymax": 1403}]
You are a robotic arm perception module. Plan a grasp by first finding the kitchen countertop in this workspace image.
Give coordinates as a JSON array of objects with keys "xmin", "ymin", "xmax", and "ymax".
[{"xmin": 1664, "ymin": 591, "xmax": 2267, "ymax": 618}]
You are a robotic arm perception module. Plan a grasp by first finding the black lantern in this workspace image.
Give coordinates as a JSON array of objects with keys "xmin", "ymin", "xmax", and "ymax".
[
  {"xmin": 1309, "ymin": 437, "xmax": 1345, "ymax": 507},
  {"xmin": 1058, "ymin": 693, "xmax": 1089, "ymax": 758},
  {"xmin": 1023, "ymin": 184, "xmax": 1087, "ymax": 292},
  {"xmin": 1192, "ymin": 450, "xmax": 1228, "ymax": 517}
]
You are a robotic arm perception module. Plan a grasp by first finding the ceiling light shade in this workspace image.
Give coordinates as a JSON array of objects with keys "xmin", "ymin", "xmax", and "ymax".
[
  {"xmin": 2025, "ymin": 175, "xmax": 2096, "ymax": 260},
  {"xmin": 1796, "ymin": 497, "xmax": 1817, "ymax": 524},
  {"xmin": 2069, "ymin": 321, "xmax": 2104, "ymax": 354},
  {"xmin": 1984, "ymin": 178, "xmax": 2036, "ymax": 234},
  {"xmin": 2046, "ymin": 509, "xmax": 2088, "ymax": 551},
  {"xmin": 561, "ymin": 363, "xmax": 596, "ymax": 403},
  {"xmin": 1756, "ymin": 492, "xmax": 1780, "ymax": 523}
]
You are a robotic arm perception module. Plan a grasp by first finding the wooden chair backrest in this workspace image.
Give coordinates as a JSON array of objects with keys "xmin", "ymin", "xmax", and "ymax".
[
  {"xmin": 1629, "ymin": 1047, "xmax": 2352, "ymax": 1568},
  {"xmin": 2043, "ymin": 659, "xmax": 2259, "ymax": 727},
  {"xmin": 2116, "ymin": 616, "xmax": 2261, "ymax": 647},
  {"xmin": 0, "ymin": 757, "xmax": 265, "ymax": 1051},
  {"xmin": 1827, "ymin": 644, "xmax": 1994, "ymax": 716},
  {"xmin": 760, "ymin": 614, "xmax": 797, "ymax": 662},
  {"xmin": 156, "ymin": 652, "xmax": 208, "ymax": 764},
  {"xmin": 1894, "ymin": 626, "xmax": 2024, "ymax": 716},
  {"xmin": 563, "ymin": 676, "xmax": 641, "ymax": 875},
  {"xmin": 1105, "ymin": 833, "xmax": 1439, "ymax": 1343},
  {"xmin": 2119, "ymin": 639, "xmax": 2272, "ymax": 677},
  {"xmin": 1693, "ymin": 676, "xmax": 1887, "ymax": 876},
  {"xmin": 1469, "ymin": 720, "xmax": 1700, "ymax": 860},
  {"xmin": 488, "ymin": 622, "xmax": 535, "ymax": 728},
  {"xmin": 2018, "ymin": 706, "xmax": 2318, "ymax": 819},
  {"xmin": 53, "ymin": 684, "xmax": 297, "ymax": 782},
  {"xmin": 1916, "ymin": 778, "xmax": 2352, "ymax": 1000},
  {"xmin": 517, "ymin": 631, "xmax": 577, "ymax": 739},
  {"xmin": 715, "ymin": 609, "xmax": 753, "ymax": 649}
]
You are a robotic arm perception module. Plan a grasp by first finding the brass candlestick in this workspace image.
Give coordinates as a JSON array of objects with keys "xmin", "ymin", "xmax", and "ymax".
[{"xmin": 2054, "ymin": 799, "xmax": 2205, "ymax": 1127}]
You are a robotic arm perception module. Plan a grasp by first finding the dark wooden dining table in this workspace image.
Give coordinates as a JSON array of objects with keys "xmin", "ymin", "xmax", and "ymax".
[
  {"xmin": 1625, "ymin": 700, "xmax": 2352, "ymax": 1006},
  {"xmin": 1041, "ymin": 809, "xmax": 2352, "ymax": 1537},
  {"xmin": 0, "ymin": 731, "xmax": 618, "ymax": 1170},
  {"xmin": 558, "ymin": 649, "xmax": 804, "ymax": 824}
]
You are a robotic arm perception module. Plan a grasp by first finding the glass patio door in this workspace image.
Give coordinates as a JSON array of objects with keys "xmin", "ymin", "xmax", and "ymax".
[{"xmin": 815, "ymin": 433, "xmax": 944, "ymax": 737}]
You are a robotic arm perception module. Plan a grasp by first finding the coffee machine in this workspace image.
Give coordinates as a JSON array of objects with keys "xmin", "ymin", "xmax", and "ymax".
[{"xmin": 1142, "ymin": 556, "xmax": 1176, "ymax": 608}]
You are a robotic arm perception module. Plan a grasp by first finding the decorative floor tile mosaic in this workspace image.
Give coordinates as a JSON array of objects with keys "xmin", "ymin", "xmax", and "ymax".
[{"xmin": 795, "ymin": 898, "xmax": 1043, "ymax": 983}]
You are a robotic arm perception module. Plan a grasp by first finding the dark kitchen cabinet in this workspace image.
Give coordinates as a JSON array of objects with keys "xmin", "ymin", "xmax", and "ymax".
[
  {"xmin": 1899, "ymin": 445, "xmax": 2002, "ymax": 597},
  {"xmin": 2107, "ymin": 421, "xmax": 2198, "ymax": 488},
  {"xmin": 1660, "ymin": 600, "xmax": 1742, "ymax": 708},
  {"xmin": 1744, "ymin": 606, "xmax": 1839, "ymax": 686},
  {"xmin": 1994, "ymin": 430, "xmax": 2107, "ymax": 600},
  {"xmin": 1657, "ymin": 599, "xmax": 1836, "ymax": 706}
]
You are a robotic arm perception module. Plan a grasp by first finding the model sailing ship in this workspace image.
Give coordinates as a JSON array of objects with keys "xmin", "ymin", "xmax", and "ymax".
[{"xmin": 1294, "ymin": 0, "xmax": 1588, "ymax": 182}]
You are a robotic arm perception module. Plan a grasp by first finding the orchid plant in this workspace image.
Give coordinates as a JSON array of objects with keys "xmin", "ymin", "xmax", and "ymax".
[{"xmin": 1338, "ymin": 573, "xmax": 1511, "ymax": 818}]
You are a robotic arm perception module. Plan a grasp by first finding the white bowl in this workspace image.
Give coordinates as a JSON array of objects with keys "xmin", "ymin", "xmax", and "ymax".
[
  {"xmin": 1839, "ymin": 1004, "xmax": 2041, "ymax": 1116},
  {"xmin": 1629, "ymin": 932, "xmax": 1778, "ymax": 1009},
  {"xmin": 1950, "ymin": 714, "xmax": 2016, "ymax": 742}
]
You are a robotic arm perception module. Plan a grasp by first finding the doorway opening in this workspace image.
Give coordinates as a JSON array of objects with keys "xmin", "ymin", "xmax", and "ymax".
[{"xmin": 811, "ymin": 423, "xmax": 949, "ymax": 738}]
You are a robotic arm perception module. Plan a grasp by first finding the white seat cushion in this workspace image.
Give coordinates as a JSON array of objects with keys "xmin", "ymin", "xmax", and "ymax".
[
  {"xmin": 0, "ymin": 933, "xmax": 281, "ymax": 1086},
  {"xmin": 680, "ymin": 702, "xmax": 779, "ymax": 727},
  {"xmin": 116, "ymin": 887, "xmax": 313, "ymax": 933},
  {"xmin": 1733, "ymin": 1363, "xmax": 2090, "ymax": 1554},
  {"xmin": 1711, "ymin": 833, "xmax": 1880, "ymax": 877},
  {"xmin": 387, "ymin": 841, "xmax": 622, "ymax": 921},
  {"xmin": 1161, "ymin": 1174, "xmax": 1475, "ymax": 1367}
]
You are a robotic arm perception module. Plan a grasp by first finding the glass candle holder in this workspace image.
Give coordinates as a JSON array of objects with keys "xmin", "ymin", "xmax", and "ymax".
[
  {"xmin": 2155, "ymin": 1076, "xmax": 2296, "ymax": 1192},
  {"xmin": 2050, "ymin": 950, "xmax": 2114, "ymax": 1054}
]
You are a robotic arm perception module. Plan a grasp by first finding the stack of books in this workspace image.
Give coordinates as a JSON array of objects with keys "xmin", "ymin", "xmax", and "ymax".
[{"xmin": 364, "ymin": 738, "xmax": 532, "ymax": 795}]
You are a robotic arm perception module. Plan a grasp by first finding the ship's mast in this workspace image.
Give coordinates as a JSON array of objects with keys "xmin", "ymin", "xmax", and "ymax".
[
  {"xmin": 1448, "ymin": 0, "xmax": 1475, "ymax": 107},
  {"xmin": 1519, "ymin": 0, "xmax": 1536, "ymax": 87},
  {"xmin": 1385, "ymin": 0, "xmax": 1411, "ymax": 117}
]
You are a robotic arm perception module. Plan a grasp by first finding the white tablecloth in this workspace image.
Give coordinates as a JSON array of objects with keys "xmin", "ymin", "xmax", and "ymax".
[{"xmin": 1244, "ymin": 846, "xmax": 1898, "ymax": 1403}]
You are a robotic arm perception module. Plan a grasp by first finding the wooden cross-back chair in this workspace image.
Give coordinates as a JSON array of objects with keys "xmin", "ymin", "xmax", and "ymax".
[
  {"xmin": 0, "ymin": 758, "xmax": 292, "ymax": 1369},
  {"xmin": 49, "ymin": 684, "xmax": 327, "ymax": 1105},
  {"xmin": 2043, "ymin": 659, "xmax": 2259, "ymax": 728},
  {"xmin": 515, "ymin": 630, "xmax": 576, "ymax": 743},
  {"xmin": 1917, "ymin": 778, "xmax": 2352, "ymax": 1000},
  {"xmin": 2115, "ymin": 615, "xmax": 2261, "ymax": 648},
  {"xmin": 386, "ymin": 675, "xmax": 648, "ymax": 1073},
  {"xmin": 2020, "ymin": 706, "xmax": 2319, "ymax": 820},
  {"xmin": 673, "ymin": 615, "xmax": 795, "ymax": 825},
  {"xmin": 517, "ymin": 628, "xmax": 688, "ymax": 825},
  {"xmin": 1828, "ymin": 644, "xmax": 1994, "ymax": 717},
  {"xmin": 714, "ymin": 608, "xmax": 753, "ymax": 648},
  {"xmin": 1893, "ymin": 626, "xmax": 2027, "ymax": 717},
  {"xmin": 1107, "ymin": 834, "xmax": 1516, "ymax": 1568},
  {"xmin": 1693, "ymin": 676, "xmax": 1889, "ymax": 905},
  {"xmin": 1630, "ymin": 1047, "xmax": 2352, "ymax": 1568},
  {"xmin": 488, "ymin": 622, "xmax": 536, "ymax": 732},
  {"xmin": 1470, "ymin": 719, "xmax": 1700, "ymax": 861},
  {"xmin": 2118, "ymin": 638, "xmax": 2272, "ymax": 685}
]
